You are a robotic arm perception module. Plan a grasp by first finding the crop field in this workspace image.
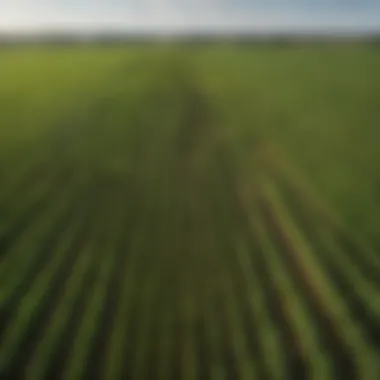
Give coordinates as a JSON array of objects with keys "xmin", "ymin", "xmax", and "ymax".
[{"xmin": 0, "ymin": 45, "xmax": 380, "ymax": 379}]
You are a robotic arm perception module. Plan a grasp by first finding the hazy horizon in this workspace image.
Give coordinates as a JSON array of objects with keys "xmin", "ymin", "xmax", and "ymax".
[{"xmin": 1, "ymin": 1, "xmax": 380, "ymax": 35}]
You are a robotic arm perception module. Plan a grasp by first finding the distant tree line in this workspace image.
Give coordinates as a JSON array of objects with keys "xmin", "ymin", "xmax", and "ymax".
[{"xmin": 1, "ymin": 32, "xmax": 380, "ymax": 47}]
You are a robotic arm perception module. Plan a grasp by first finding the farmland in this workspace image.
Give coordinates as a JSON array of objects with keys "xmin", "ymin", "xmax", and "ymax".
[{"xmin": 0, "ymin": 45, "xmax": 380, "ymax": 379}]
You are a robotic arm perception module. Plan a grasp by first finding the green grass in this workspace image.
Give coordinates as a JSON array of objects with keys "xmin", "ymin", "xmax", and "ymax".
[{"xmin": 0, "ymin": 44, "xmax": 380, "ymax": 379}]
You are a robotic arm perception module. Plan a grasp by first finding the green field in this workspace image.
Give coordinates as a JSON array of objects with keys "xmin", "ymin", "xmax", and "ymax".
[{"xmin": 0, "ymin": 45, "xmax": 380, "ymax": 379}]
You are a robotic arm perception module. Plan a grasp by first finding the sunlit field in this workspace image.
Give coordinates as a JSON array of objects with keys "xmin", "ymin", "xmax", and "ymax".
[{"xmin": 0, "ymin": 45, "xmax": 380, "ymax": 380}]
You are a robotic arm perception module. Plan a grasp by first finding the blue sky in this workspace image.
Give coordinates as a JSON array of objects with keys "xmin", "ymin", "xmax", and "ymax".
[{"xmin": 0, "ymin": 0, "xmax": 380, "ymax": 33}]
